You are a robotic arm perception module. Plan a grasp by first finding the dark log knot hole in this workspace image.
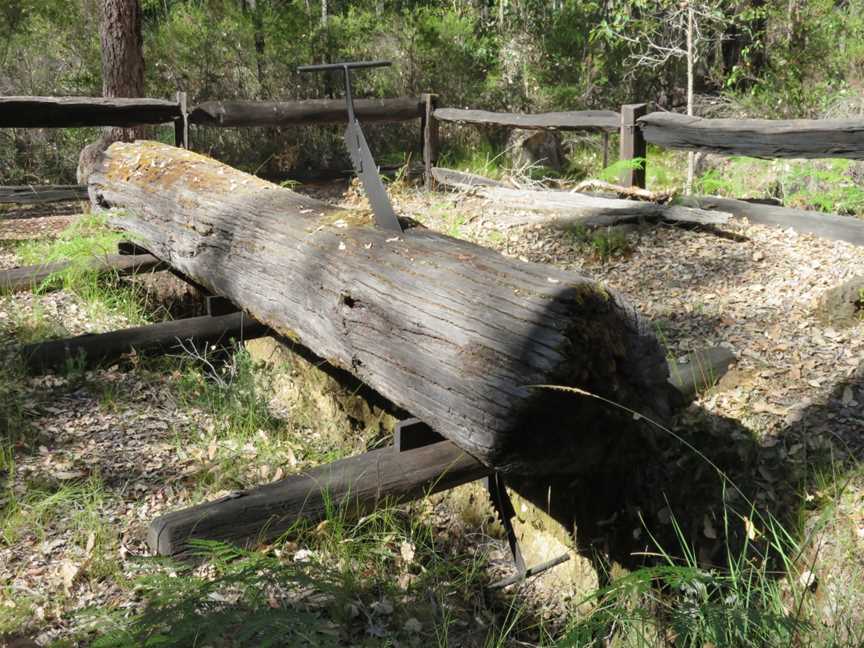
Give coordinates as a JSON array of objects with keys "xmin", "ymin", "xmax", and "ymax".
[{"xmin": 342, "ymin": 294, "xmax": 358, "ymax": 309}]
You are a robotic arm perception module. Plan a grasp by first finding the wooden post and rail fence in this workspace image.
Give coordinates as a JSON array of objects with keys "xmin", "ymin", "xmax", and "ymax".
[
  {"xmin": 6, "ymin": 91, "xmax": 864, "ymax": 558},
  {"xmin": 4, "ymin": 91, "xmax": 864, "ymax": 208}
]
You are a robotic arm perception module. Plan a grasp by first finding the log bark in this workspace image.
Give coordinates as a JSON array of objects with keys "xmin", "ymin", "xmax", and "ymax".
[
  {"xmin": 433, "ymin": 108, "xmax": 619, "ymax": 132},
  {"xmin": 638, "ymin": 112, "xmax": 864, "ymax": 160},
  {"xmin": 22, "ymin": 312, "xmax": 268, "ymax": 372},
  {"xmin": 189, "ymin": 97, "xmax": 423, "ymax": 128},
  {"xmin": 88, "ymin": 141, "xmax": 674, "ymax": 475},
  {"xmin": 148, "ymin": 440, "xmax": 490, "ymax": 557},
  {"xmin": 0, "ymin": 253, "xmax": 164, "ymax": 294}
]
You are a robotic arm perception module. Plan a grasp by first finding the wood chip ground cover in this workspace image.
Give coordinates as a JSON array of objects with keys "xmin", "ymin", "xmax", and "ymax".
[{"xmin": 1, "ymin": 185, "xmax": 863, "ymax": 645}]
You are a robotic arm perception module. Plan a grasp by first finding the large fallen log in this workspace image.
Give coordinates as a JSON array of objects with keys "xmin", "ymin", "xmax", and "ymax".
[
  {"xmin": 0, "ymin": 253, "xmax": 165, "ymax": 294},
  {"xmin": 22, "ymin": 312, "xmax": 269, "ymax": 372},
  {"xmin": 431, "ymin": 167, "xmax": 730, "ymax": 228},
  {"xmin": 149, "ymin": 439, "xmax": 490, "ymax": 557},
  {"xmin": 88, "ymin": 141, "xmax": 674, "ymax": 475}
]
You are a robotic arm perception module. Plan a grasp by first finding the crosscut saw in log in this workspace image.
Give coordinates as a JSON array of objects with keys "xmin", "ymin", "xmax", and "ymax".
[
  {"xmin": 294, "ymin": 64, "xmax": 570, "ymax": 587},
  {"xmin": 298, "ymin": 60, "xmax": 402, "ymax": 232}
]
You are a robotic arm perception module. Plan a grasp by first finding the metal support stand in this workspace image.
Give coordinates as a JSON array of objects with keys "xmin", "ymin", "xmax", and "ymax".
[
  {"xmin": 486, "ymin": 471, "xmax": 571, "ymax": 589},
  {"xmin": 392, "ymin": 416, "xmax": 570, "ymax": 587},
  {"xmin": 298, "ymin": 60, "xmax": 402, "ymax": 233}
]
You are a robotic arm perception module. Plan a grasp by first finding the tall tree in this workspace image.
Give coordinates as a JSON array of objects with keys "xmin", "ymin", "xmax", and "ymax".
[
  {"xmin": 78, "ymin": 0, "xmax": 144, "ymax": 186},
  {"xmin": 100, "ymin": 0, "xmax": 145, "ymax": 139},
  {"xmin": 242, "ymin": 0, "xmax": 268, "ymax": 98}
]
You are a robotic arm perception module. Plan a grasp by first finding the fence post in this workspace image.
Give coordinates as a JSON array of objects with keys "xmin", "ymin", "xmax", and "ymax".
[
  {"xmin": 601, "ymin": 131, "xmax": 609, "ymax": 169},
  {"xmin": 421, "ymin": 93, "xmax": 439, "ymax": 191},
  {"xmin": 619, "ymin": 103, "xmax": 647, "ymax": 188},
  {"xmin": 174, "ymin": 91, "xmax": 189, "ymax": 149}
]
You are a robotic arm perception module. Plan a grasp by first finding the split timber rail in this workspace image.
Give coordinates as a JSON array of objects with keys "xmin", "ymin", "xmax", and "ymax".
[{"xmin": 5, "ymin": 93, "xmax": 864, "ymax": 204}]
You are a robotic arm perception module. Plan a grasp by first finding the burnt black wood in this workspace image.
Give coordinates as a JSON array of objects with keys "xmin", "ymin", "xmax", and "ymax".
[
  {"xmin": 22, "ymin": 312, "xmax": 268, "ymax": 371},
  {"xmin": 148, "ymin": 440, "xmax": 490, "ymax": 557},
  {"xmin": 189, "ymin": 97, "xmax": 423, "ymax": 127},
  {"xmin": 433, "ymin": 108, "xmax": 619, "ymax": 132},
  {"xmin": 0, "ymin": 96, "xmax": 181, "ymax": 128},
  {"xmin": 639, "ymin": 112, "xmax": 864, "ymax": 160},
  {"xmin": 0, "ymin": 185, "xmax": 88, "ymax": 204},
  {"xmin": 0, "ymin": 253, "xmax": 164, "ymax": 294}
]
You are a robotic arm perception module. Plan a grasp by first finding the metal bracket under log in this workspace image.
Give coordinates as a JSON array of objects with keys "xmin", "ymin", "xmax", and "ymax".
[
  {"xmin": 486, "ymin": 471, "xmax": 570, "ymax": 589},
  {"xmin": 298, "ymin": 60, "xmax": 402, "ymax": 233},
  {"xmin": 395, "ymin": 418, "xmax": 570, "ymax": 588}
]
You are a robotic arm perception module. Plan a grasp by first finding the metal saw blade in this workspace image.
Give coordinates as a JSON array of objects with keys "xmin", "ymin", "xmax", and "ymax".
[{"xmin": 344, "ymin": 121, "xmax": 401, "ymax": 232}]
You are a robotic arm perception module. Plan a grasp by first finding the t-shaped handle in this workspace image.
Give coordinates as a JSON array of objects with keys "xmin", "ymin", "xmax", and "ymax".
[
  {"xmin": 298, "ymin": 60, "xmax": 391, "ymax": 123},
  {"xmin": 297, "ymin": 60, "xmax": 391, "ymax": 73}
]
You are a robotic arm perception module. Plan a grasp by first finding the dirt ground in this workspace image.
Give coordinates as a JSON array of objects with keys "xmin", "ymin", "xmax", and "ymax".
[{"xmin": 2, "ymin": 181, "xmax": 864, "ymax": 645}]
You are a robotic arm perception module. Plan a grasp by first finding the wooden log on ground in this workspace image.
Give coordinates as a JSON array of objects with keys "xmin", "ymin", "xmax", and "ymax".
[
  {"xmin": 22, "ymin": 312, "xmax": 268, "ymax": 371},
  {"xmin": 149, "ymin": 440, "xmax": 490, "ymax": 556},
  {"xmin": 0, "ymin": 253, "xmax": 165, "ymax": 294},
  {"xmin": 638, "ymin": 112, "xmax": 864, "ymax": 160},
  {"xmin": 0, "ymin": 185, "xmax": 88, "ymax": 204},
  {"xmin": 431, "ymin": 167, "xmax": 729, "ymax": 229},
  {"xmin": 431, "ymin": 167, "xmax": 508, "ymax": 189},
  {"xmin": 677, "ymin": 195, "xmax": 864, "ymax": 247},
  {"xmin": 88, "ymin": 141, "xmax": 675, "ymax": 475},
  {"xmin": 667, "ymin": 346, "xmax": 736, "ymax": 407},
  {"xmin": 0, "ymin": 96, "xmax": 181, "ymax": 128},
  {"xmin": 189, "ymin": 97, "xmax": 423, "ymax": 128},
  {"xmin": 433, "ymin": 108, "xmax": 619, "ymax": 132}
]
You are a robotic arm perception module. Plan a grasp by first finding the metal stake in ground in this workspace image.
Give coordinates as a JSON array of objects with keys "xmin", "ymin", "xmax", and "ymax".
[{"xmin": 298, "ymin": 60, "xmax": 402, "ymax": 233}]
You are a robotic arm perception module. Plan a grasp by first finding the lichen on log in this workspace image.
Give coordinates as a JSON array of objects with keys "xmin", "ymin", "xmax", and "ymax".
[{"xmin": 89, "ymin": 141, "xmax": 673, "ymax": 475}]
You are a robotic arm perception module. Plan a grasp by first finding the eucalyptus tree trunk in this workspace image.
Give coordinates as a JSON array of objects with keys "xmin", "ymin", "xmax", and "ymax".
[
  {"xmin": 79, "ymin": 0, "xmax": 146, "ymax": 187},
  {"xmin": 685, "ymin": 2, "xmax": 695, "ymax": 195},
  {"xmin": 242, "ymin": 0, "xmax": 268, "ymax": 97},
  {"xmin": 99, "ymin": 0, "xmax": 145, "ymax": 141}
]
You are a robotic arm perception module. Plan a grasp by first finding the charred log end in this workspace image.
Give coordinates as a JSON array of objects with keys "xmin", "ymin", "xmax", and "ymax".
[{"xmin": 496, "ymin": 282, "xmax": 672, "ymax": 476}]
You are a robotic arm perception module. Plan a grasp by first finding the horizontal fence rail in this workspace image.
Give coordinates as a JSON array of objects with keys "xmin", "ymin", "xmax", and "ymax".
[
  {"xmin": 433, "ymin": 108, "xmax": 620, "ymax": 131},
  {"xmin": 638, "ymin": 112, "xmax": 864, "ymax": 160},
  {"xmin": 0, "ymin": 96, "xmax": 182, "ymax": 128},
  {"xmin": 0, "ymin": 184, "xmax": 88, "ymax": 204},
  {"xmin": 189, "ymin": 97, "xmax": 424, "ymax": 127}
]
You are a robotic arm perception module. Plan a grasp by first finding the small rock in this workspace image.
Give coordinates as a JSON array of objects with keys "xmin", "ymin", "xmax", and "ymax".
[{"xmin": 799, "ymin": 569, "xmax": 818, "ymax": 592}]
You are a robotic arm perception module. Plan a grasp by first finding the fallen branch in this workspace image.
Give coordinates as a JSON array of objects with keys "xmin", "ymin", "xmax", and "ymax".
[{"xmin": 432, "ymin": 167, "xmax": 728, "ymax": 228}]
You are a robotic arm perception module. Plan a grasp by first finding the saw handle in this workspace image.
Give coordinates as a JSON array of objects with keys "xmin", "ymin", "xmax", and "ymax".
[{"xmin": 297, "ymin": 60, "xmax": 391, "ymax": 73}]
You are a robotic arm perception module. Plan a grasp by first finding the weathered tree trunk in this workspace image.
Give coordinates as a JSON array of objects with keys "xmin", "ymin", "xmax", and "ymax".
[
  {"xmin": 242, "ymin": 0, "xmax": 268, "ymax": 97},
  {"xmin": 99, "ymin": 0, "xmax": 145, "ymax": 141},
  {"xmin": 88, "ymin": 141, "xmax": 674, "ymax": 475}
]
